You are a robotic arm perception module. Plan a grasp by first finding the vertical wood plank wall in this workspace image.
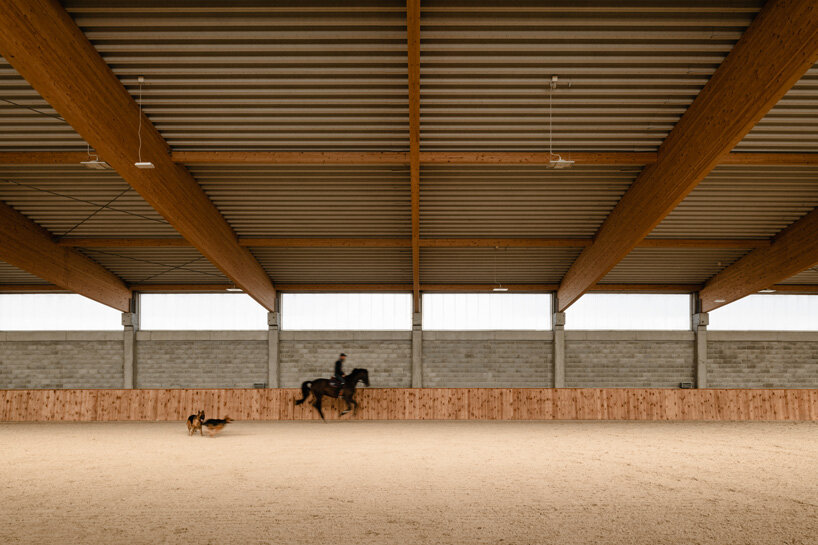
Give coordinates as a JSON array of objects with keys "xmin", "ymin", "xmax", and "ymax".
[{"xmin": 1, "ymin": 388, "xmax": 817, "ymax": 421}]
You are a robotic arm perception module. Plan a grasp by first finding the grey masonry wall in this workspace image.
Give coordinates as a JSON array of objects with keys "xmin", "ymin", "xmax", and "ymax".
[
  {"xmin": 423, "ymin": 331, "xmax": 553, "ymax": 387},
  {"xmin": 0, "ymin": 332, "xmax": 123, "ymax": 389},
  {"xmin": 707, "ymin": 332, "xmax": 818, "ymax": 388},
  {"xmin": 279, "ymin": 331, "xmax": 412, "ymax": 388},
  {"xmin": 2, "ymin": 329, "xmax": 818, "ymax": 389},
  {"xmin": 135, "ymin": 331, "xmax": 267, "ymax": 388},
  {"xmin": 565, "ymin": 331, "xmax": 696, "ymax": 388}
]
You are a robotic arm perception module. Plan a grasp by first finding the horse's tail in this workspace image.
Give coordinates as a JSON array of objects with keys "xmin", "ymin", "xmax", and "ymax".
[{"xmin": 294, "ymin": 381, "xmax": 312, "ymax": 405}]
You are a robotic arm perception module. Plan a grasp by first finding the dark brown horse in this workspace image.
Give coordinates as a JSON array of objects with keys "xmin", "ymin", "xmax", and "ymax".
[{"xmin": 294, "ymin": 368, "xmax": 370, "ymax": 420}]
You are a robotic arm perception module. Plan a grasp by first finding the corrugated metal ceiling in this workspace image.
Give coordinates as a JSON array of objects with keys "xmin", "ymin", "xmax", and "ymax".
[
  {"xmin": 419, "ymin": 0, "xmax": 759, "ymax": 151},
  {"xmin": 65, "ymin": 0, "xmax": 409, "ymax": 151},
  {"xmin": 78, "ymin": 247, "xmax": 228, "ymax": 284},
  {"xmin": 189, "ymin": 164, "xmax": 411, "ymax": 237},
  {"xmin": 0, "ymin": 165, "xmax": 177, "ymax": 237},
  {"xmin": 251, "ymin": 247, "xmax": 412, "ymax": 283},
  {"xmin": 421, "ymin": 165, "xmax": 637, "ymax": 237},
  {"xmin": 0, "ymin": 262, "xmax": 50, "ymax": 285},
  {"xmin": 421, "ymin": 247, "xmax": 582, "ymax": 284},
  {"xmin": 0, "ymin": 1, "xmax": 816, "ymax": 291},
  {"xmin": 651, "ymin": 166, "xmax": 818, "ymax": 239},
  {"xmin": 601, "ymin": 248, "xmax": 751, "ymax": 284}
]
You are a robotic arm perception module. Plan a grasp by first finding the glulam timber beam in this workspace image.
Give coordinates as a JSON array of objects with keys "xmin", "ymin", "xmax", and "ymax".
[
  {"xmin": 56, "ymin": 237, "xmax": 768, "ymax": 249},
  {"xmin": 5, "ymin": 151, "xmax": 818, "ymax": 167},
  {"xmin": 5, "ymin": 282, "xmax": 815, "ymax": 295},
  {"xmin": 0, "ymin": 201, "xmax": 131, "ymax": 310},
  {"xmin": 171, "ymin": 151, "xmax": 409, "ymax": 165},
  {"xmin": 407, "ymin": 0, "xmax": 421, "ymax": 311},
  {"xmin": 0, "ymin": 0, "xmax": 277, "ymax": 311},
  {"xmin": 556, "ymin": 0, "xmax": 818, "ymax": 311},
  {"xmin": 700, "ymin": 208, "xmax": 818, "ymax": 311},
  {"xmin": 241, "ymin": 238, "xmax": 412, "ymax": 248},
  {"xmin": 0, "ymin": 151, "xmax": 89, "ymax": 165}
]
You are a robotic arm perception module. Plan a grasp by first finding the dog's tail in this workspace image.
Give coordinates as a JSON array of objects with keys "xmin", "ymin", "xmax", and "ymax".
[{"xmin": 294, "ymin": 381, "xmax": 312, "ymax": 405}]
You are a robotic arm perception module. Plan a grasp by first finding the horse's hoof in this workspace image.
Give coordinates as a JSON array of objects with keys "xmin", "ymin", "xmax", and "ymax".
[{"xmin": 340, "ymin": 410, "xmax": 350, "ymax": 416}]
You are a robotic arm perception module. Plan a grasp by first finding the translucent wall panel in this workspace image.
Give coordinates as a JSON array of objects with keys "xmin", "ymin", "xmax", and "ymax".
[
  {"xmin": 282, "ymin": 293, "xmax": 412, "ymax": 330},
  {"xmin": 140, "ymin": 293, "xmax": 267, "ymax": 330},
  {"xmin": 0, "ymin": 294, "xmax": 122, "ymax": 331},
  {"xmin": 565, "ymin": 294, "xmax": 691, "ymax": 330},
  {"xmin": 708, "ymin": 294, "xmax": 818, "ymax": 331},
  {"xmin": 422, "ymin": 293, "xmax": 551, "ymax": 330}
]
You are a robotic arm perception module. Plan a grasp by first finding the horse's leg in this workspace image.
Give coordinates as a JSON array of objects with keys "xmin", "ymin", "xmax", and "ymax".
[
  {"xmin": 339, "ymin": 389, "xmax": 352, "ymax": 415},
  {"xmin": 313, "ymin": 393, "xmax": 326, "ymax": 421}
]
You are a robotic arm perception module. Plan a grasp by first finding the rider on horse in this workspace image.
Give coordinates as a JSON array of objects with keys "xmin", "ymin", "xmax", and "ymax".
[{"xmin": 333, "ymin": 353, "xmax": 347, "ymax": 390}]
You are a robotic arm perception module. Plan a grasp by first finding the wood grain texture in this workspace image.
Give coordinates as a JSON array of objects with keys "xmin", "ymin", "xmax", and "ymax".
[
  {"xmin": 557, "ymin": 0, "xmax": 818, "ymax": 311},
  {"xmin": 0, "ymin": 201, "xmax": 131, "ymax": 310},
  {"xmin": 0, "ymin": 0, "xmax": 276, "ymax": 310},
  {"xmin": 55, "ymin": 237, "xmax": 769, "ymax": 249},
  {"xmin": 700, "ymin": 207, "xmax": 818, "ymax": 311},
  {"xmin": 171, "ymin": 151, "xmax": 409, "ymax": 164},
  {"xmin": 1, "ymin": 388, "xmax": 815, "ymax": 422},
  {"xmin": 4, "ymin": 151, "xmax": 818, "ymax": 167}
]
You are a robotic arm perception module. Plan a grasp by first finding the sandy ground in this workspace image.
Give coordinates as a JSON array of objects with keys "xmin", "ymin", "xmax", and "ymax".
[{"xmin": 1, "ymin": 421, "xmax": 817, "ymax": 545}]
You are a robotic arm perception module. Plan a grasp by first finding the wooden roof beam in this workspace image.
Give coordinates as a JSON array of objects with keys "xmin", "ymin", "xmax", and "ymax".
[
  {"xmin": 55, "ymin": 237, "xmax": 769, "ymax": 249},
  {"xmin": 556, "ymin": 0, "xmax": 818, "ymax": 311},
  {"xmin": 5, "ymin": 151, "xmax": 818, "ymax": 167},
  {"xmin": 0, "ymin": 200, "xmax": 130, "ymax": 310},
  {"xmin": 0, "ymin": 0, "xmax": 277, "ymax": 310},
  {"xmin": 699, "ymin": 208, "xmax": 818, "ymax": 311},
  {"xmin": 5, "ymin": 282, "xmax": 816, "ymax": 295}
]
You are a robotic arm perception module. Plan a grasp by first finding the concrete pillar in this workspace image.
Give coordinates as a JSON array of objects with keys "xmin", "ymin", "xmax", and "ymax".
[
  {"xmin": 693, "ymin": 312, "xmax": 709, "ymax": 389},
  {"xmin": 411, "ymin": 311, "xmax": 423, "ymax": 387},
  {"xmin": 267, "ymin": 310, "xmax": 280, "ymax": 388},
  {"xmin": 121, "ymin": 311, "xmax": 137, "ymax": 388},
  {"xmin": 553, "ymin": 311, "xmax": 566, "ymax": 388}
]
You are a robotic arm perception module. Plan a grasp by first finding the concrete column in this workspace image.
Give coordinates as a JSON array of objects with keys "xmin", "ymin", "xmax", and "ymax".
[
  {"xmin": 553, "ymin": 311, "xmax": 566, "ymax": 388},
  {"xmin": 267, "ymin": 310, "xmax": 280, "ymax": 388},
  {"xmin": 121, "ymin": 312, "xmax": 138, "ymax": 388},
  {"xmin": 693, "ymin": 312, "xmax": 709, "ymax": 388},
  {"xmin": 411, "ymin": 311, "xmax": 423, "ymax": 387}
]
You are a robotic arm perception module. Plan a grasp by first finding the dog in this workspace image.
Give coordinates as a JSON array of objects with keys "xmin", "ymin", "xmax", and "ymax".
[
  {"xmin": 202, "ymin": 416, "xmax": 233, "ymax": 437},
  {"xmin": 186, "ymin": 410, "xmax": 205, "ymax": 436}
]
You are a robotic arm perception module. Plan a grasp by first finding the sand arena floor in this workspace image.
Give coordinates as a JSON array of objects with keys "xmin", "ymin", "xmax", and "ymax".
[{"xmin": 1, "ymin": 420, "xmax": 817, "ymax": 545}]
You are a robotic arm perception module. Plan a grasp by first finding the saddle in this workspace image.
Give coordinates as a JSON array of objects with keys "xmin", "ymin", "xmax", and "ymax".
[{"xmin": 329, "ymin": 377, "xmax": 345, "ymax": 389}]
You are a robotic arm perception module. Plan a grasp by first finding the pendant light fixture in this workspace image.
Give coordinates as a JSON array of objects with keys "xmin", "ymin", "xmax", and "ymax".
[
  {"xmin": 134, "ymin": 76, "xmax": 154, "ymax": 169},
  {"xmin": 547, "ymin": 75, "xmax": 573, "ymax": 169},
  {"xmin": 492, "ymin": 246, "xmax": 508, "ymax": 292},
  {"xmin": 80, "ymin": 142, "xmax": 110, "ymax": 170}
]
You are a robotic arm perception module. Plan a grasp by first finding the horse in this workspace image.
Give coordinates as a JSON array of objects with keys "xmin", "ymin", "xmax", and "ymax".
[{"xmin": 294, "ymin": 368, "xmax": 370, "ymax": 420}]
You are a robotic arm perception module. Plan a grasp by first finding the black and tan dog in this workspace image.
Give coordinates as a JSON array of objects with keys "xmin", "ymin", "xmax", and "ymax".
[
  {"xmin": 202, "ymin": 416, "xmax": 233, "ymax": 437},
  {"xmin": 186, "ymin": 410, "xmax": 205, "ymax": 436}
]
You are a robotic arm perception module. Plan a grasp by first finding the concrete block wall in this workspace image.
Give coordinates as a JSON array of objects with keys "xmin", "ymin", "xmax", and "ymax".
[
  {"xmin": 0, "ymin": 332, "xmax": 123, "ymax": 389},
  {"xmin": 2, "ymin": 329, "xmax": 818, "ymax": 389},
  {"xmin": 279, "ymin": 331, "xmax": 412, "ymax": 388},
  {"xmin": 565, "ymin": 332, "xmax": 696, "ymax": 388},
  {"xmin": 135, "ymin": 331, "xmax": 267, "ymax": 388},
  {"xmin": 422, "ymin": 331, "xmax": 553, "ymax": 387},
  {"xmin": 708, "ymin": 332, "xmax": 818, "ymax": 388}
]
